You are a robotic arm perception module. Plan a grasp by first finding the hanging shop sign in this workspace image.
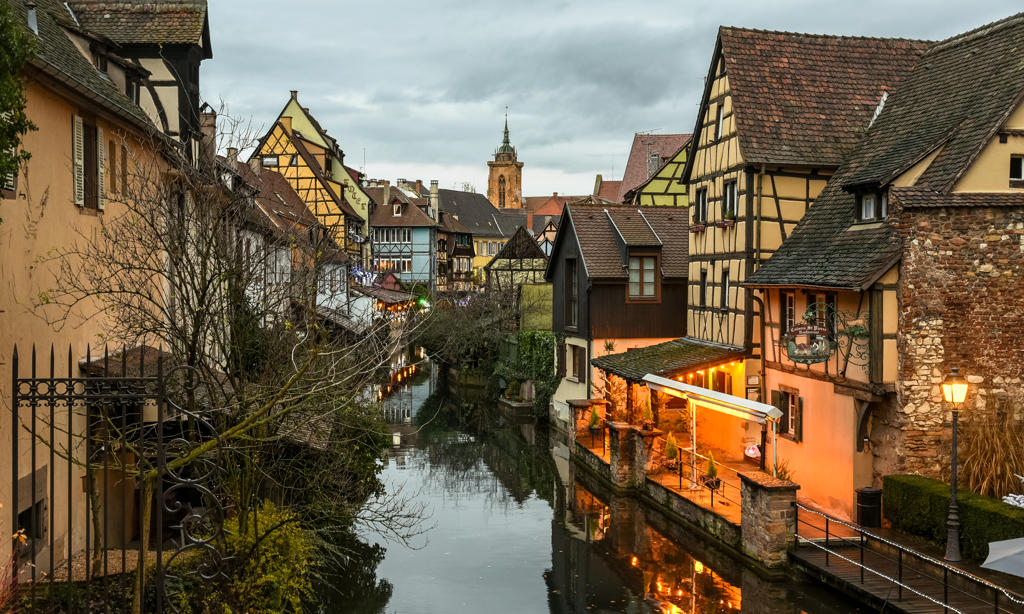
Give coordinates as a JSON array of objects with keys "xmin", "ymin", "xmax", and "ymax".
[{"xmin": 783, "ymin": 324, "xmax": 832, "ymax": 364}]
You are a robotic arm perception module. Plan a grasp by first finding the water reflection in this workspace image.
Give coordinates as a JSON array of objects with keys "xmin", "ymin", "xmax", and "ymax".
[{"xmin": 334, "ymin": 364, "xmax": 864, "ymax": 613}]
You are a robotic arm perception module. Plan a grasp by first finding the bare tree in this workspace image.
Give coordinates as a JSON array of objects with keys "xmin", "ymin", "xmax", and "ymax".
[{"xmin": 31, "ymin": 108, "xmax": 427, "ymax": 611}]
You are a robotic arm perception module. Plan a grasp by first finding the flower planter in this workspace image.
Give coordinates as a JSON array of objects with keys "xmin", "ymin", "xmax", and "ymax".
[
  {"xmin": 716, "ymin": 219, "xmax": 735, "ymax": 229},
  {"xmin": 691, "ymin": 224, "xmax": 706, "ymax": 233}
]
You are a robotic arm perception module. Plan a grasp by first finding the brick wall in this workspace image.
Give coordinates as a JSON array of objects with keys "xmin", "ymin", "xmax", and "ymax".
[{"xmin": 893, "ymin": 203, "xmax": 1024, "ymax": 477}]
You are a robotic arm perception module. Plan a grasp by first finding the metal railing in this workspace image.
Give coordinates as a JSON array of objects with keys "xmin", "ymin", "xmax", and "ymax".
[
  {"xmin": 794, "ymin": 503, "xmax": 1024, "ymax": 614},
  {"xmin": 653, "ymin": 437, "xmax": 744, "ymax": 510}
]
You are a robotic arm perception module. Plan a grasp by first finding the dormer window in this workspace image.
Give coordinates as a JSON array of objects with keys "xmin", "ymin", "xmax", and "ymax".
[
  {"xmin": 261, "ymin": 155, "xmax": 279, "ymax": 168},
  {"xmin": 1011, "ymin": 155, "xmax": 1024, "ymax": 187},
  {"xmin": 857, "ymin": 189, "xmax": 888, "ymax": 222},
  {"xmin": 393, "ymin": 203, "xmax": 402, "ymax": 216},
  {"xmin": 628, "ymin": 254, "xmax": 659, "ymax": 301}
]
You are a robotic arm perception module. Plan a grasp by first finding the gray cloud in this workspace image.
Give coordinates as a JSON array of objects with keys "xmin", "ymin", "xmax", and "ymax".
[{"xmin": 202, "ymin": 0, "xmax": 1022, "ymax": 195}]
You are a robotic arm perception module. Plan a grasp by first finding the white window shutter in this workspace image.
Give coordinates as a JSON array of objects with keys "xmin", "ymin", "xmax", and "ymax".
[
  {"xmin": 72, "ymin": 115, "xmax": 84, "ymax": 206},
  {"xmin": 96, "ymin": 126, "xmax": 105, "ymax": 210}
]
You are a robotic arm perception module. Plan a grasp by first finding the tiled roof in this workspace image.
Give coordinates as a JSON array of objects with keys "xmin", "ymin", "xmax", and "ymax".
[
  {"xmin": 353, "ymin": 285, "xmax": 413, "ymax": 305},
  {"xmin": 487, "ymin": 226, "xmax": 546, "ymax": 264},
  {"xmin": 15, "ymin": 0, "xmax": 155, "ymax": 132},
  {"xmin": 719, "ymin": 27, "xmax": 930, "ymax": 167},
  {"xmin": 67, "ymin": 1, "xmax": 208, "ymax": 46},
  {"xmin": 596, "ymin": 179, "xmax": 622, "ymax": 202},
  {"xmin": 288, "ymin": 134, "xmax": 360, "ymax": 219},
  {"xmin": 891, "ymin": 188, "xmax": 1024, "ymax": 209},
  {"xmin": 436, "ymin": 189, "xmax": 508, "ymax": 238},
  {"xmin": 841, "ymin": 13, "xmax": 1024, "ymax": 191},
  {"xmin": 747, "ymin": 13, "xmax": 1024, "ymax": 290},
  {"xmin": 238, "ymin": 165, "xmax": 318, "ymax": 229},
  {"xmin": 619, "ymin": 133, "xmax": 691, "ymax": 201},
  {"xmin": 567, "ymin": 205, "xmax": 687, "ymax": 279},
  {"xmin": 369, "ymin": 202, "xmax": 437, "ymax": 228},
  {"xmin": 592, "ymin": 338, "xmax": 744, "ymax": 382},
  {"xmin": 438, "ymin": 211, "xmax": 471, "ymax": 234}
]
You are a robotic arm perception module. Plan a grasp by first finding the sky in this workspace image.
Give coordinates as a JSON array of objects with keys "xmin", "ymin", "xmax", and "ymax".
[{"xmin": 202, "ymin": 1, "xmax": 1022, "ymax": 198}]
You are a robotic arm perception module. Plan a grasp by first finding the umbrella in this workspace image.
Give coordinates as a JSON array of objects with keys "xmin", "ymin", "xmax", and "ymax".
[{"xmin": 982, "ymin": 537, "xmax": 1024, "ymax": 578}]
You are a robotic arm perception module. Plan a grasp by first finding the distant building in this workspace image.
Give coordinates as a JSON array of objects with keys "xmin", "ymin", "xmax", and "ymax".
[
  {"xmin": 366, "ymin": 185, "xmax": 437, "ymax": 290},
  {"xmin": 487, "ymin": 115, "xmax": 524, "ymax": 209}
]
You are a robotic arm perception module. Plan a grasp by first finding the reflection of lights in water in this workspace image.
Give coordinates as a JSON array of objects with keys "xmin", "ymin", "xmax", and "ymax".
[
  {"xmin": 693, "ymin": 560, "xmax": 703, "ymax": 574},
  {"xmin": 631, "ymin": 556, "xmax": 638, "ymax": 567}
]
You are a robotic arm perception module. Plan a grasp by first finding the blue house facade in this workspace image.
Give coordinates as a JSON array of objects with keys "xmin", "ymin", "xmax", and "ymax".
[{"xmin": 368, "ymin": 189, "xmax": 438, "ymax": 291}]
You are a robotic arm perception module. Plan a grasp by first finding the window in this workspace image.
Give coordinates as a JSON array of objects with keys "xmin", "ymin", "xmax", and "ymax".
[
  {"xmin": 570, "ymin": 344, "xmax": 587, "ymax": 382},
  {"xmin": 498, "ymin": 175, "xmax": 506, "ymax": 208},
  {"xmin": 857, "ymin": 189, "xmax": 888, "ymax": 221},
  {"xmin": 393, "ymin": 203, "xmax": 402, "ymax": 216},
  {"xmin": 261, "ymin": 155, "xmax": 279, "ymax": 167},
  {"xmin": 73, "ymin": 115, "xmax": 104, "ymax": 210},
  {"xmin": 773, "ymin": 389, "xmax": 803, "ymax": 442},
  {"xmin": 723, "ymin": 180, "xmax": 737, "ymax": 219},
  {"xmin": 781, "ymin": 291, "xmax": 796, "ymax": 336},
  {"xmin": 694, "ymin": 187, "xmax": 708, "ymax": 224},
  {"xmin": 289, "ymin": 154, "xmax": 298, "ymax": 166},
  {"xmin": 628, "ymin": 255, "xmax": 657, "ymax": 299},
  {"xmin": 807, "ymin": 292, "xmax": 837, "ymax": 339},
  {"xmin": 721, "ymin": 268, "xmax": 730, "ymax": 310},
  {"xmin": 1011, "ymin": 156, "xmax": 1024, "ymax": 186},
  {"xmin": 566, "ymin": 258, "xmax": 578, "ymax": 328},
  {"xmin": 699, "ymin": 270, "xmax": 708, "ymax": 307},
  {"xmin": 714, "ymin": 105, "xmax": 724, "ymax": 140}
]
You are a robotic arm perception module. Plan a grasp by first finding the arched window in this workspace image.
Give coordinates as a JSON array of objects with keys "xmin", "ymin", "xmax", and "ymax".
[{"xmin": 498, "ymin": 175, "xmax": 506, "ymax": 208}]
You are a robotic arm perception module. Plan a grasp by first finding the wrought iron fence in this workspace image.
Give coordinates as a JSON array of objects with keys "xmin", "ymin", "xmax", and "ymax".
[{"xmin": 8, "ymin": 345, "xmax": 228, "ymax": 612}]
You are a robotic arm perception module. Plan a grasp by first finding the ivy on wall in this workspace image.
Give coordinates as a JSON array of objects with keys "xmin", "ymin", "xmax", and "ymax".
[
  {"xmin": 0, "ymin": 0, "xmax": 36, "ymax": 195},
  {"xmin": 495, "ymin": 330, "xmax": 560, "ymax": 418}
]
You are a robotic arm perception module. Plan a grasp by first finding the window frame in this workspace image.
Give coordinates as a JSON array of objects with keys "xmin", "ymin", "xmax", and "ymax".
[
  {"xmin": 569, "ymin": 344, "xmax": 587, "ymax": 383},
  {"xmin": 1011, "ymin": 155, "xmax": 1024, "ymax": 187},
  {"xmin": 699, "ymin": 269, "xmax": 708, "ymax": 307},
  {"xmin": 565, "ymin": 257, "xmax": 578, "ymax": 330},
  {"xmin": 723, "ymin": 180, "xmax": 737, "ymax": 219},
  {"xmin": 773, "ymin": 388, "xmax": 803, "ymax": 442},
  {"xmin": 714, "ymin": 105, "xmax": 724, "ymax": 141},
  {"xmin": 721, "ymin": 268, "xmax": 730, "ymax": 311},
  {"xmin": 857, "ymin": 188, "xmax": 889, "ymax": 222},
  {"xmin": 261, "ymin": 155, "xmax": 279, "ymax": 168},
  {"xmin": 781, "ymin": 290, "xmax": 796, "ymax": 337},
  {"xmin": 694, "ymin": 187, "xmax": 708, "ymax": 224},
  {"xmin": 627, "ymin": 253, "xmax": 660, "ymax": 303}
]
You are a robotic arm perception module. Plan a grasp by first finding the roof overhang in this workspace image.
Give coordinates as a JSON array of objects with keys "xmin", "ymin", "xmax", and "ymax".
[{"xmin": 643, "ymin": 374, "xmax": 782, "ymax": 425}]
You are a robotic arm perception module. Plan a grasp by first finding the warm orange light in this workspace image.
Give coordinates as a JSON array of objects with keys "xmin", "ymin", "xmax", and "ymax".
[
  {"xmin": 694, "ymin": 561, "xmax": 704, "ymax": 574},
  {"xmin": 687, "ymin": 373, "xmax": 693, "ymax": 379},
  {"xmin": 941, "ymin": 367, "xmax": 969, "ymax": 407},
  {"xmin": 630, "ymin": 556, "xmax": 638, "ymax": 567},
  {"xmin": 697, "ymin": 369, "xmax": 704, "ymax": 374}
]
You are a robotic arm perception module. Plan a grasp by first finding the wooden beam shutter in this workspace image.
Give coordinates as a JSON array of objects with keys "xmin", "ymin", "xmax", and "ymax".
[
  {"xmin": 96, "ymin": 126, "xmax": 105, "ymax": 210},
  {"xmin": 795, "ymin": 396, "xmax": 804, "ymax": 442},
  {"xmin": 556, "ymin": 339, "xmax": 566, "ymax": 377},
  {"xmin": 72, "ymin": 115, "xmax": 85, "ymax": 206},
  {"xmin": 771, "ymin": 390, "xmax": 786, "ymax": 435}
]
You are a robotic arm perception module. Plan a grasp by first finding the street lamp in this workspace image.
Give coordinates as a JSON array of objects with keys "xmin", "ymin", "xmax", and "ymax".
[{"xmin": 941, "ymin": 366, "xmax": 969, "ymax": 562}]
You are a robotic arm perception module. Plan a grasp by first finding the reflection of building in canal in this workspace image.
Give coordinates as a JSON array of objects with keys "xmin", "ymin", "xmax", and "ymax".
[{"xmin": 381, "ymin": 352, "xmax": 436, "ymax": 460}]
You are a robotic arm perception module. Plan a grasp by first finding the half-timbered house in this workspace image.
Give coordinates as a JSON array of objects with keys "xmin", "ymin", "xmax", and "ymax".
[
  {"xmin": 251, "ymin": 93, "xmax": 364, "ymax": 261},
  {"xmin": 680, "ymin": 27, "xmax": 929, "ymax": 413},
  {"xmin": 366, "ymin": 185, "xmax": 438, "ymax": 291},
  {"xmin": 746, "ymin": 13, "xmax": 1024, "ymax": 518},
  {"xmin": 619, "ymin": 133, "xmax": 692, "ymax": 206},
  {"xmin": 546, "ymin": 205, "xmax": 688, "ymax": 425}
]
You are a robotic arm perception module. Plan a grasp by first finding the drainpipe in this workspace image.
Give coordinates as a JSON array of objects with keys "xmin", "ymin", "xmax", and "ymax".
[
  {"xmin": 752, "ymin": 290, "xmax": 771, "ymax": 474},
  {"xmin": 756, "ymin": 165, "xmax": 765, "ymax": 264}
]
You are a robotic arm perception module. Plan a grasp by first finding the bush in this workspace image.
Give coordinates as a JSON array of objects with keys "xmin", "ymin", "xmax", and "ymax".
[
  {"xmin": 171, "ymin": 500, "xmax": 315, "ymax": 613},
  {"xmin": 883, "ymin": 474, "xmax": 1024, "ymax": 561},
  {"xmin": 664, "ymin": 433, "xmax": 678, "ymax": 461}
]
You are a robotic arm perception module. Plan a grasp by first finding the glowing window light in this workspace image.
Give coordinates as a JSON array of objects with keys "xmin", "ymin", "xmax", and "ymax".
[
  {"xmin": 630, "ymin": 556, "xmax": 638, "ymax": 567},
  {"xmin": 694, "ymin": 560, "xmax": 704, "ymax": 574}
]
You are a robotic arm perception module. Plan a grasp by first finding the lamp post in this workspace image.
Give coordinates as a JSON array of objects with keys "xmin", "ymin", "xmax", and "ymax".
[{"xmin": 941, "ymin": 366, "xmax": 969, "ymax": 562}]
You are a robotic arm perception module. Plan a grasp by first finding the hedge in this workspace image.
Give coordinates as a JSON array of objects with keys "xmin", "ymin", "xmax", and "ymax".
[{"xmin": 883, "ymin": 474, "xmax": 1024, "ymax": 561}]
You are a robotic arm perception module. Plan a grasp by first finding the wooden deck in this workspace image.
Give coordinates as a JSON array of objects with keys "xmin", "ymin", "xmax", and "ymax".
[{"xmin": 793, "ymin": 543, "xmax": 1024, "ymax": 614}]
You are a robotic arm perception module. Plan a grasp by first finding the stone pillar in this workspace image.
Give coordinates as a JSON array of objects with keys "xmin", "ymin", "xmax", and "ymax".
[
  {"xmin": 739, "ymin": 471, "xmax": 799, "ymax": 568},
  {"xmin": 625, "ymin": 381, "xmax": 636, "ymax": 424},
  {"xmin": 633, "ymin": 427, "xmax": 662, "ymax": 486},
  {"xmin": 607, "ymin": 421, "xmax": 635, "ymax": 490}
]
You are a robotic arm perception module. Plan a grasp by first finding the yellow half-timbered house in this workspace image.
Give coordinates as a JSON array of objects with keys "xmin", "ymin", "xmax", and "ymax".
[
  {"xmin": 748, "ymin": 14, "xmax": 1024, "ymax": 518},
  {"xmin": 252, "ymin": 92, "xmax": 365, "ymax": 261},
  {"xmin": 623, "ymin": 135, "xmax": 691, "ymax": 207},
  {"xmin": 681, "ymin": 28, "xmax": 929, "ymax": 410}
]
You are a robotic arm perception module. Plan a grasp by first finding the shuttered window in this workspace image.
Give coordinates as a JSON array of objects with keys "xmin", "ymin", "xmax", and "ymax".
[
  {"xmin": 72, "ymin": 115, "xmax": 85, "ymax": 206},
  {"xmin": 1, "ymin": 112, "xmax": 14, "ymax": 195},
  {"xmin": 96, "ymin": 126, "xmax": 105, "ymax": 210},
  {"xmin": 556, "ymin": 339, "xmax": 566, "ymax": 378},
  {"xmin": 772, "ymin": 389, "xmax": 803, "ymax": 442}
]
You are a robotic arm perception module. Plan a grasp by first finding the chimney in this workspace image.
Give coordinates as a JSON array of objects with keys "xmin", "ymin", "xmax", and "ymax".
[
  {"xmin": 290, "ymin": 90, "xmax": 298, "ymax": 100},
  {"xmin": 553, "ymin": 191, "xmax": 558, "ymax": 197},
  {"xmin": 248, "ymin": 156, "xmax": 261, "ymax": 175},
  {"xmin": 429, "ymin": 180, "xmax": 439, "ymax": 221},
  {"xmin": 198, "ymin": 106, "xmax": 217, "ymax": 171},
  {"xmin": 226, "ymin": 147, "xmax": 238, "ymax": 167},
  {"xmin": 415, "ymin": 179, "xmax": 423, "ymax": 194},
  {"xmin": 527, "ymin": 211, "xmax": 534, "ymax": 232}
]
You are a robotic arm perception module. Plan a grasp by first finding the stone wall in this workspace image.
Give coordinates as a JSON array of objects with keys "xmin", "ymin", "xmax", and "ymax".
[
  {"xmin": 739, "ymin": 471, "xmax": 799, "ymax": 568},
  {"xmin": 893, "ymin": 203, "xmax": 1024, "ymax": 478}
]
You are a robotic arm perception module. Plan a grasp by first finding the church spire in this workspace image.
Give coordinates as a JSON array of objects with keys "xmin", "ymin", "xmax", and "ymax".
[{"xmin": 496, "ymin": 109, "xmax": 515, "ymax": 156}]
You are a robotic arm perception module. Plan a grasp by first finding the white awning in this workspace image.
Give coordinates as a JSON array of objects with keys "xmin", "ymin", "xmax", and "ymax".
[{"xmin": 642, "ymin": 374, "xmax": 783, "ymax": 424}]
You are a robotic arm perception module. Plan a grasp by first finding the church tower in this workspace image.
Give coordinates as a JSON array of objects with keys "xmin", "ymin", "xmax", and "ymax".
[{"xmin": 487, "ymin": 115, "xmax": 524, "ymax": 209}]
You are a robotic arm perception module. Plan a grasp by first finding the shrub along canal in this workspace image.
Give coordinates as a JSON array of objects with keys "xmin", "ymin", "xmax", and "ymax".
[{"xmin": 333, "ymin": 362, "xmax": 867, "ymax": 613}]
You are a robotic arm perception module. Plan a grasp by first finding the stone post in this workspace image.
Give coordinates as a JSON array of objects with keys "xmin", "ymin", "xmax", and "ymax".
[
  {"xmin": 607, "ymin": 421, "xmax": 635, "ymax": 490},
  {"xmin": 633, "ymin": 427, "xmax": 662, "ymax": 486},
  {"xmin": 739, "ymin": 471, "xmax": 800, "ymax": 568}
]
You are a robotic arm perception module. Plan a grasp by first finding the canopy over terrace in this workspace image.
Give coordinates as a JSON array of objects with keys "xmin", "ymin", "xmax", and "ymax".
[
  {"xmin": 643, "ymin": 373, "xmax": 783, "ymax": 475},
  {"xmin": 590, "ymin": 337, "xmax": 745, "ymax": 423}
]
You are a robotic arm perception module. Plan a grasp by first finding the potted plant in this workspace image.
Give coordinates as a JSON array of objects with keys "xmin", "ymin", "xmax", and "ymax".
[
  {"xmin": 588, "ymin": 405, "xmax": 601, "ymax": 432},
  {"xmin": 717, "ymin": 210, "xmax": 736, "ymax": 228},
  {"xmin": 664, "ymin": 432, "xmax": 679, "ymax": 469},
  {"xmin": 702, "ymin": 452, "xmax": 722, "ymax": 491},
  {"xmin": 691, "ymin": 222, "xmax": 706, "ymax": 233},
  {"xmin": 505, "ymin": 379, "xmax": 520, "ymax": 400},
  {"xmin": 640, "ymin": 401, "xmax": 655, "ymax": 431}
]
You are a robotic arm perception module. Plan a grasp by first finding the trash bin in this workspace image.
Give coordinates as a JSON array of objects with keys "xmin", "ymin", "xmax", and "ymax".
[{"xmin": 856, "ymin": 487, "xmax": 882, "ymax": 528}]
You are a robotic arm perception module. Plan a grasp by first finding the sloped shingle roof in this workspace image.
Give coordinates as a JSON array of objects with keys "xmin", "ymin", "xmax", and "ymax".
[
  {"xmin": 618, "ymin": 133, "xmax": 691, "ymax": 201},
  {"xmin": 436, "ymin": 189, "xmax": 508, "ymax": 238},
  {"xmin": 720, "ymin": 27, "xmax": 930, "ymax": 168},
  {"xmin": 592, "ymin": 338, "xmax": 744, "ymax": 382},
  {"xmin": 567, "ymin": 206, "xmax": 687, "ymax": 279},
  {"xmin": 369, "ymin": 202, "xmax": 437, "ymax": 228},
  {"xmin": 68, "ymin": 1, "xmax": 208, "ymax": 45},
  {"xmin": 747, "ymin": 14, "xmax": 1024, "ymax": 290}
]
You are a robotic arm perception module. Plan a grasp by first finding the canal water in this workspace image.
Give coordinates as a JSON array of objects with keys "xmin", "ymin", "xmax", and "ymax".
[{"xmin": 333, "ymin": 361, "xmax": 868, "ymax": 613}]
